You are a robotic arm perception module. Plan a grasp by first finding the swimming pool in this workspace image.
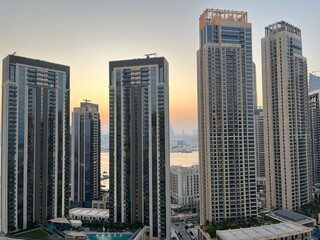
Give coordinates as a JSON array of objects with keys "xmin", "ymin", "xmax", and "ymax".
[
  {"xmin": 312, "ymin": 229, "xmax": 320, "ymax": 239},
  {"xmin": 87, "ymin": 233, "xmax": 132, "ymax": 240}
]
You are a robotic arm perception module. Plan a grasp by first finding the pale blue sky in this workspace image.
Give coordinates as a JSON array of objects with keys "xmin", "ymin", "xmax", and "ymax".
[{"xmin": 0, "ymin": 0, "xmax": 319, "ymax": 134}]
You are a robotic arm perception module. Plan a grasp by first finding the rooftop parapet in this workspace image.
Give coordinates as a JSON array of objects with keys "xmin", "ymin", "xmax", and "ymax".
[
  {"xmin": 265, "ymin": 21, "xmax": 301, "ymax": 37},
  {"xmin": 199, "ymin": 9, "xmax": 248, "ymax": 31}
]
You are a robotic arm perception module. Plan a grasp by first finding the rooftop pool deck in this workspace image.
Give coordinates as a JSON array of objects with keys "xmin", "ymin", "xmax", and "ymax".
[{"xmin": 87, "ymin": 233, "xmax": 132, "ymax": 240}]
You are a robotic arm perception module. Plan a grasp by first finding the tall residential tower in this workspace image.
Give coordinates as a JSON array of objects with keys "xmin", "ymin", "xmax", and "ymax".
[
  {"xmin": 309, "ymin": 90, "xmax": 320, "ymax": 185},
  {"xmin": 1, "ymin": 55, "xmax": 70, "ymax": 233},
  {"xmin": 71, "ymin": 101, "xmax": 101, "ymax": 207},
  {"xmin": 262, "ymin": 21, "xmax": 311, "ymax": 210},
  {"xmin": 109, "ymin": 57, "xmax": 170, "ymax": 239},
  {"xmin": 197, "ymin": 9, "xmax": 257, "ymax": 225},
  {"xmin": 254, "ymin": 108, "xmax": 265, "ymax": 178},
  {"xmin": 309, "ymin": 73, "xmax": 320, "ymax": 92}
]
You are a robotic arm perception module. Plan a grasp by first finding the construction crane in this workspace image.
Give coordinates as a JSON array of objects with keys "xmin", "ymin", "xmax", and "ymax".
[{"xmin": 145, "ymin": 53, "xmax": 157, "ymax": 59}]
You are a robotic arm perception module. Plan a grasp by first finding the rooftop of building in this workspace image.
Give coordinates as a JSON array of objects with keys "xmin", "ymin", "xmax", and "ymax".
[
  {"xmin": 3, "ymin": 54, "xmax": 70, "ymax": 73},
  {"xmin": 171, "ymin": 164, "xmax": 199, "ymax": 171},
  {"xmin": 48, "ymin": 217, "xmax": 71, "ymax": 224},
  {"xmin": 77, "ymin": 101, "xmax": 99, "ymax": 112},
  {"xmin": 109, "ymin": 56, "xmax": 167, "ymax": 69},
  {"xmin": 63, "ymin": 230, "xmax": 87, "ymax": 238},
  {"xmin": 216, "ymin": 222, "xmax": 312, "ymax": 240},
  {"xmin": 265, "ymin": 21, "xmax": 301, "ymax": 37},
  {"xmin": 269, "ymin": 210, "xmax": 316, "ymax": 226},
  {"xmin": 69, "ymin": 219, "xmax": 83, "ymax": 225},
  {"xmin": 69, "ymin": 207, "xmax": 109, "ymax": 218},
  {"xmin": 199, "ymin": 9, "xmax": 248, "ymax": 31}
]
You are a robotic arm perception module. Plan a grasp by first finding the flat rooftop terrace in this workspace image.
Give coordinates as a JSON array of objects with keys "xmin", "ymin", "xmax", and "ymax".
[
  {"xmin": 216, "ymin": 222, "xmax": 311, "ymax": 240},
  {"xmin": 69, "ymin": 207, "xmax": 109, "ymax": 218},
  {"xmin": 270, "ymin": 209, "xmax": 316, "ymax": 227}
]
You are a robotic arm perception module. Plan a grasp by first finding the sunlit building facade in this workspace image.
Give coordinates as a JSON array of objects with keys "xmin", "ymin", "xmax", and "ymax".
[
  {"xmin": 170, "ymin": 165, "xmax": 199, "ymax": 207},
  {"xmin": 1, "ymin": 55, "xmax": 70, "ymax": 233},
  {"xmin": 197, "ymin": 9, "xmax": 257, "ymax": 225},
  {"xmin": 109, "ymin": 57, "xmax": 170, "ymax": 239},
  {"xmin": 262, "ymin": 21, "xmax": 311, "ymax": 210}
]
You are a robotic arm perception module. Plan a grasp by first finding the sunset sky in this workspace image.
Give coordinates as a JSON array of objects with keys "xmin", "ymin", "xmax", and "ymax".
[{"xmin": 1, "ymin": 0, "xmax": 320, "ymax": 134}]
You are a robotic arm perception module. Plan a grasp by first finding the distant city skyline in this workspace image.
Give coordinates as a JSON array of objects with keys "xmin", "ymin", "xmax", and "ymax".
[{"xmin": 1, "ymin": 0, "xmax": 320, "ymax": 134}]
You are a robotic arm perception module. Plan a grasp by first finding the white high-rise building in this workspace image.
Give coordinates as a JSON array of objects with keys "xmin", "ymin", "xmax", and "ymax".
[
  {"xmin": 71, "ymin": 101, "xmax": 101, "ymax": 208},
  {"xmin": 197, "ymin": 9, "xmax": 257, "ymax": 225},
  {"xmin": 262, "ymin": 21, "xmax": 311, "ymax": 210},
  {"xmin": 1, "ymin": 55, "xmax": 70, "ymax": 233},
  {"xmin": 170, "ymin": 165, "xmax": 199, "ymax": 207}
]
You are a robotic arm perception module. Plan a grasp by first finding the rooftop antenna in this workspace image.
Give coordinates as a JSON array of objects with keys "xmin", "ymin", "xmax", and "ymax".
[
  {"xmin": 83, "ymin": 99, "xmax": 91, "ymax": 110},
  {"xmin": 13, "ymin": 51, "xmax": 16, "ymax": 56},
  {"xmin": 145, "ymin": 53, "xmax": 157, "ymax": 59}
]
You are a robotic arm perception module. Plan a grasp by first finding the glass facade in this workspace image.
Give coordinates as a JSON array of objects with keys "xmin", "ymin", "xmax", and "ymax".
[
  {"xmin": 309, "ymin": 73, "xmax": 320, "ymax": 92},
  {"xmin": 309, "ymin": 91, "xmax": 320, "ymax": 185},
  {"xmin": 71, "ymin": 102, "xmax": 101, "ymax": 208},
  {"xmin": 1, "ymin": 55, "xmax": 70, "ymax": 233},
  {"xmin": 109, "ymin": 57, "xmax": 170, "ymax": 239}
]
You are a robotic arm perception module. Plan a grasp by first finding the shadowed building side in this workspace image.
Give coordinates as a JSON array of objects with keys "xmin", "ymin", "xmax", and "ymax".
[
  {"xmin": 109, "ymin": 57, "xmax": 170, "ymax": 239},
  {"xmin": 71, "ymin": 101, "xmax": 101, "ymax": 208},
  {"xmin": 1, "ymin": 55, "xmax": 70, "ymax": 233}
]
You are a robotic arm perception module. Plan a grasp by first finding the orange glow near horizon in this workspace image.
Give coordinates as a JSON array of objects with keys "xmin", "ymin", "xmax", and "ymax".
[
  {"xmin": 1, "ymin": 0, "xmax": 316, "ymax": 136},
  {"xmin": 70, "ymin": 66, "xmax": 199, "ymax": 134}
]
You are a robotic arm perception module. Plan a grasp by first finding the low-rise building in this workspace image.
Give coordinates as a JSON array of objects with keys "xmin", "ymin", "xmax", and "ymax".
[
  {"xmin": 69, "ymin": 208, "xmax": 109, "ymax": 222},
  {"xmin": 64, "ymin": 231, "xmax": 87, "ymax": 240},
  {"xmin": 170, "ymin": 165, "xmax": 199, "ymax": 206},
  {"xmin": 216, "ymin": 222, "xmax": 311, "ymax": 240},
  {"xmin": 198, "ymin": 222, "xmax": 312, "ymax": 240},
  {"xmin": 92, "ymin": 200, "xmax": 107, "ymax": 209},
  {"xmin": 270, "ymin": 210, "xmax": 316, "ymax": 227}
]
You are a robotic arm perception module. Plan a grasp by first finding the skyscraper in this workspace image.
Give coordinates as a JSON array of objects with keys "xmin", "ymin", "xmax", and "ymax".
[
  {"xmin": 262, "ymin": 21, "xmax": 311, "ymax": 210},
  {"xmin": 71, "ymin": 101, "xmax": 101, "ymax": 207},
  {"xmin": 1, "ymin": 55, "xmax": 70, "ymax": 233},
  {"xmin": 309, "ymin": 90, "xmax": 320, "ymax": 185},
  {"xmin": 109, "ymin": 57, "xmax": 170, "ymax": 239},
  {"xmin": 197, "ymin": 9, "xmax": 257, "ymax": 225},
  {"xmin": 253, "ymin": 62, "xmax": 257, "ymax": 110},
  {"xmin": 309, "ymin": 73, "xmax": 320, "ymax": 92},
  {"xmin": 254, "ymin": 108, "xmax": 265, "ymax": 178}
]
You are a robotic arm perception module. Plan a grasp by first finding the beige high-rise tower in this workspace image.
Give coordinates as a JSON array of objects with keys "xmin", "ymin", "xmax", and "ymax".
[
  {"xmin": 262, "ymin": 21, "xmax": 312, "ymax": 210},
  {"xmin": 197, "ymin": 9, "xmax": 257, "ymax": 225}
]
